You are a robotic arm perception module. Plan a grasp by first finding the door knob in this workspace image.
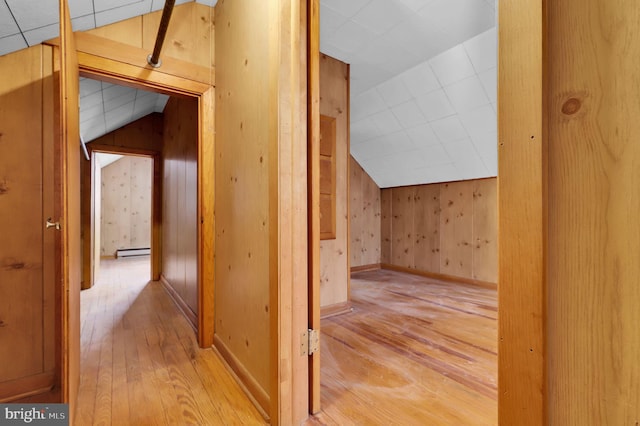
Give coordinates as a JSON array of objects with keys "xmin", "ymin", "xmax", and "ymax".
[{"xmin": 46, "ymin": 218, "xmax": 61, "ymax": 230}]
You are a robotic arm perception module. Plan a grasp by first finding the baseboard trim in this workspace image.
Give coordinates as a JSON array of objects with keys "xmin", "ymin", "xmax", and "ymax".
[
  {"xmin": 380, "ymin": 264, "xmax": 497, "ymax": 290},
  {"xmin": 212, "ymin": 335, "xmax": 270, "ymax": 422},
  {"xmin": 160, "ymin": 275, "xmax": 197, "ymax": 330},
  {"xmin": 350, "ymin": 263, "xmax": 381, "ymax": 273},
  {"xmin": 0, "ymin": 371, "xmax": 55, "ymax": 403},
  {"xmin": 320, "ymin": 301, "xmax": 353, "ymax": 319}
]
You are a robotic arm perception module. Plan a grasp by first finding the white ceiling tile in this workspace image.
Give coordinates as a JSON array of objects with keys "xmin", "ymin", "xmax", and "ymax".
[
  {"xmin": 384, "ymin": 149, "xmax": 427, "ymax": 170},
  {"xmin": 464, "ymin": 27, "xmax": 496, "ymax": 73},
  {"xmin": 0, "ymin": 34, "xmax": 27, "ymax": 56},
  {"xmin": 418, "ymin": 143, "xmax": 451, "ymax": 165},
  {"xmin": 326, "ymin": 20, "xmax": 376, "ymax": 54},
  {"xmin": 411, "ymin": 163, "xmax": 458, "ymax": 184},
  {"xmin": 351, "ymin": 88, "xmax": 387, "ymax": 121},
  {"xmin": 481, "ymin": 152, "xmax": 498, "ymax": 175},
  {"xmin": 401, "ymin": 60, "xmax": 441, "ymax": 95},
  {"xmin": 371, "ymin": 109, "xmax": 402, "ymax": 135},
  {"xmin": 443, "ymin": 75, "xmax": 490, "ymax": 112},
  {"xmin": 391, "ymin": 100, "xmax": 426, "ymax": 128},
  {"xmin": 105, "ymin": 92, "xmax": 136, "ymax": 112},
  {"xmin": 68, "ymin": 0, "xmax": 94, "ymax": 19},
  {"xmin": 81, "ymin": 91, "xmax": 103, "ymax": 110},
  {"xmin": 470, "ymin": 130, "xmax": 497, "ymax": 157},
  {"xmin": 420, "ymin": 0, "xmax": 495, "ymax": 45},
  {"xmin": 478, "ymin": 67, "xmax": 497, "ymax": 103},
  {"xmin": 0, "ymin": 2, "xmax": 19, "ymax": 38},
  {"xmin": 405, "ymin": 123, "xmax": 440, "ymax": 147},
  {"xmin": 453, "ymin": 154, "xmax": 489, "ymax": 179},
  {"xmin": 23, "ymin": 23, "xmax": 58, "ymax": 46},
  {"xmin": 375, "ymin": 75, "xmax": 412, "ymax": 107},
  {"xmin": 195, "ymin": 0, "xmax": 219, "ymax": 6},
  {"xmin": 415, "ymin": 89, "xmax": 455, "ymax": 122},
  {"xmin": 321, "ymin": 0, "xmax": 371, "ymax": 18},
  {"xmin": 352, "ymin": 0, "xmax": 412, "ymax": 35},
  {"xmin": 154, "ymin": 94, "xmax": 169, "ymax": 111},
  {"xmin": 428, "ymin": 44, "xmax": 476, "ymax": 86},
  {"xmin": 106, "ymin": 103, "xmax": 134, "ymax": 128},
  {"xmin": 384, "ymin": 130, "xmax": 415, "ymax": 152},
  {"xmin": 72, "ymin": 14, "xmax": 96, "ymax": 32},
  {"xmin": 6, "ymin": 0, "xmax": 58, "ymax": 31},
  {"xmin": 430, "ymin": 116, "xmax": 468, "ymax": 143},
  {"xmin": 80, "ymin": 78, "xmax": 102, "ymax": 97},
  {"xmin": 395, "ymin": 0, "xmax": 435, "ymax": 12},
  {"xmin": 319, "ymin": 42, "xmax": 350, "ymax": 63},
  {"xmin": 95, "ymin": 1, "xmax": 152, "ymax": 27},
  {"xmin": 459, "ymin": 104, "xmax": 496, "ymax": 136},
  {"xmin": 351, "ymin": 117, "xmax": 381, "ymax": 144},
  {"xmin": 442, "ymin": 138, "xmax": 477, "ymax": 159},
  {"xmin": 102, "ymin": 84, "xmax": 131, "ymax": 102},
  {"xmin": 81, "ymin": 103, "xmax": 106, "ymax": 123},
  {"xmin": 82, "ymin": 121, "xmax": 107, "ymax": 143},
  {"xmin": 320, "ymin": 4, "xmax": 349, "ymax": 34},
  {"xmin": 383, "ymin": 16, "xmax": 445, "ymax": 61}
]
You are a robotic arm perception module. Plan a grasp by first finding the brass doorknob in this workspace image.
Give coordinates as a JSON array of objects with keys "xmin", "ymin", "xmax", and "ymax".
[{"xmin": 46, "ymin": 218, "xmax": 61, "ymax": 230}]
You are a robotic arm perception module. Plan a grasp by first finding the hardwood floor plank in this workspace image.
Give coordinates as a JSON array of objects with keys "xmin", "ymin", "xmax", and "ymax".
[
  {"xmin": 77, "ymin": 258, "xmax": 264, "ymax": 425},
  {"xmin": 314, "ymin": 269, "xmax": 497, "ymax": 425}
]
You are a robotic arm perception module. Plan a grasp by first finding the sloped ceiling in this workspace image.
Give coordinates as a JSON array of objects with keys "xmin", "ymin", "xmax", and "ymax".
[
  {"xmin": 320, "ymin": 0, "xmax": 497, "ymax": 187},
  {"xmin": 0, "ymin": 0, "xmax": 496, "ymax": 187}
]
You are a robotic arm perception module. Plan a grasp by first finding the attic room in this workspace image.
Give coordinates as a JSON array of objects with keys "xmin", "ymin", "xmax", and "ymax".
[{"xmin": 1, "ymin": 0, "xmax": 640, "ymax": 426}]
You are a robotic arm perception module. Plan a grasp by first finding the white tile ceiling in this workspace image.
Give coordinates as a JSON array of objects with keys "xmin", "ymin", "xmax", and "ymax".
[
  {"xmin": 0, "ymin": 0, "xmax": 496, "ymax": 187},
  {"xmin": 320, "ymin": 0, "xmax": 498, "ymax": 188}
]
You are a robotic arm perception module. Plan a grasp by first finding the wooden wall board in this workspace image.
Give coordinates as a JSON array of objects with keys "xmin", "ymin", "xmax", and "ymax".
[
  {"xmin": 349, "ymin": 157, "xmax": 364, "ymax": 267},
  {"xmin": 439, "ymin": 181, "xmax": 474, "ymax": 279},
  {"xmin": 319, "ymin": 54, "xmax": 349, "ymax": 308},
  {"xmin": 390, "ymin": 186, "xmax": 415, "ymax": 269},
  {"xmin": 472, "ymin": 179, "xmax": 497, "ymax": 283},
  {"xmin": 380, "ymin": 188, "xmax": 392, "ymax": 264},
  {"xmin": 349, "ymin": 156, "xmax": 382, "ymax": 268},
  {"xmin": 413, "ymin": 184, "xmax": 440, "ymax": 273}
]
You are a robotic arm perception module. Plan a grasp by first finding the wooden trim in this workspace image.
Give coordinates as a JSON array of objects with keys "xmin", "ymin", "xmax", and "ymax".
[
  {"xmin": 345, "ymin": 63, "xmax": 351, "ymax": 305},
  {"xmin": 350, "ymin": 263, "xmax": 381, "ymax": 273},
  {"xmin": 307, "ymin": 0, "xmax": 321, "ymax": 415},
  {"xmin": 320, "ymin": 301, "xmax": 353, "ymax": 319},
  {"xmin": 45, "ymin": 32, "xmax": 214, "ymax": 87},
  {"xmin": 498, "ymin": 0, "xmax": 546, "ymax": 422},
  {"xmin": 197, "ymin": 87, "xmax": 215, "ymax": 348},
  {"xmin": 213, "ymin": 335, "xmax": 270, "ymax": 422},
  {"xmin": 380, "ymin": 264, "xmax": 497, "ymax": 290},
  {"xmin": 84, "ymin": 144, "xmax": 162, "ymax": 283},
  {"xmin": 319, "ymin": 114, "xmax": 336, "ymax": 240},
  {"xmin": 160, "ymin": 275, "xmax": 197, "ymax": 329},
  {"xmin": 0, "ymin": 372, "xmax": 55, "ymax": 403},
  {"xmin": 76, "ymin": 53, "xmax": 215, "ymax": 350}
]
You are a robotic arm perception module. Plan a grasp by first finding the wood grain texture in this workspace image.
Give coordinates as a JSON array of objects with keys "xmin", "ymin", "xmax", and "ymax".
[
  {"xmin": 381, "ymin": 178, "xmax": 497, "ymax": 284},
  {"xmin": 0, "ymin": 45, "xmax": 54, "ymax": 395},
  {"xmin": 349, "ymin": 156, "xmax": 381, "ymax": 268},
  {"xmin": 100, "ymin": 156, "xmax": 152, "ymax": 257},
  {"xmin": 162, "ymin": 97, "xmax": 199, "ymax": 321},
  {"xmin": 497, "ymin": 0, "xmax": 545, "ymax": 423},
  {"xmin": 310, "ymin": 269, "xmax": 497, "ymax": 425},
  {"xmin": 319, "ymin": 54, "xmax": 349, "ymax": 308},
  {"xmin": 75, "ymin": 258, "xmax": 266, "ymax": 425},
  {"xmin": 547, "ymin": 1, "xmax": 640, "ymax": 424},
  {"xmin": 214, "ymin": 0, "xmax": 272, "ymax": 415}
]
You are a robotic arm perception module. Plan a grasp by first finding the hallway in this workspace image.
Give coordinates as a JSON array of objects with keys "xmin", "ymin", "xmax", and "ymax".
[{"xmin": 76, "ymin": 258, "xmax": 265, "ymax": 425}]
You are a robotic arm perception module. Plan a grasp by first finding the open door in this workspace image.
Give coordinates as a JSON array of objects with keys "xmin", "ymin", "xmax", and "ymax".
[
  {"xmin": 56, "ymin": 0, "xmax": 80, "ymax": 420},
  {"xmin": 307, "ymin": 0, "xmax": 321, "ymax": 414}
]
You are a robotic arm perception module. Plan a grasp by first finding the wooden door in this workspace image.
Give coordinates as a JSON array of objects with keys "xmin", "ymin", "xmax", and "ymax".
[
  {"xmin": 0, "ymin": 46, "xmax": 56, "ymax": 402},
  {"xmin": 57, "ymin": 0, "xmax": 81, "ymax": 419}
]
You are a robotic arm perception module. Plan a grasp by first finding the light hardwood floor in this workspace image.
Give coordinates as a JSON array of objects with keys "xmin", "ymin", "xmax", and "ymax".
[
  {"xmin": 76, "ymin": 258, "xmax": 265, "ymax": 425},
  {"xmin": 310, "ymin": 269, "xmax": 497, "ymax": 426}
]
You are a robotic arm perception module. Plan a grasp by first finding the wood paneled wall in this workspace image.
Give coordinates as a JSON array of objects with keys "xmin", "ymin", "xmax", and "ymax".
[
  {"xmin": 0, "ymin": 45, "xmax": 56, "ymax": 400},
  {"xmin": 87, "ymin": 2, "xmax": 214, "ymax": 76},
  {"xmin": 214, "ymin": 0, "xmax": 272, "ymax": 412},
  {"xmin": 161, "ymin": 97, "xmax": 198, "ymax": 318},
  {"xmin": 381, "ymin": 178, "xmax": 497, "ymax": 284},
  {"xmin": 100, "ymin": 156, "xmax": 152, "ymax": 256},
  {"xmin": 319, "ymin": 53, "xmax": 350, "ymax": 309},
  {"xmin": 350, "ymin": 156, "xmax": 381, "ymax": 268}
]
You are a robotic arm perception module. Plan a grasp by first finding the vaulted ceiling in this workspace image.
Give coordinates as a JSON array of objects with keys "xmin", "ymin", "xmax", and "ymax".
[{"xmin": 0, "ymin": 0, "xmax": 496, "ymax": 187}]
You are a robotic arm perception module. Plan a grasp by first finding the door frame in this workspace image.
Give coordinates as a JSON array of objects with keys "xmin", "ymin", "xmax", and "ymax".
[
  {"xmin": 49, "ymin": 32, "xmax": 216, "ymax": 351},
  {"xmin": 82, "ymin": 145, "xmax": 162, "ymax": 287}
]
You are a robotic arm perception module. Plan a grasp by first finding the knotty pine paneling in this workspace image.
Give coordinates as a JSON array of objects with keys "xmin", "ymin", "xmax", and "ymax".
[
  {"xmin": 100, "ymin": 156, "xmax": 152, "ymax": 257},
  {"xmin": 0, "ymin": 45, "xmax": 55, "ymax": 391},
  {"xmin": 214, "ymin": 0, "xmax": 272, "ymax": 408},
  {"xmin": 349, "ymin": 156, "xmax": 381, "ymax": 268},
  {"xmin": 319, "ymin": 54, "xmax": 349, "ymax": 308},
  {"xmin": 88, "ymin": 2, "xmax": 215, "ymax": 78},
  {"xmin": 382, "ymin": 178, "xmax": 497, "ymax": 284},
  {"xmin": 162, "ymin": 97, "xmax": 198, "ymax": 317}
]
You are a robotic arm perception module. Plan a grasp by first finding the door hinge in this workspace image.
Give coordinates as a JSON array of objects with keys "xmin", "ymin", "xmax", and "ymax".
[{"xmin": 301, "ymin": 328, "xmax": 319, "ymax": 356}]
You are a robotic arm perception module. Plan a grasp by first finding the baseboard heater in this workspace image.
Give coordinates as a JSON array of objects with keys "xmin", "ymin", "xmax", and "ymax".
[{"xmin": 116, "ymin": 247, "xmax": 150, "ymax": 258}]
